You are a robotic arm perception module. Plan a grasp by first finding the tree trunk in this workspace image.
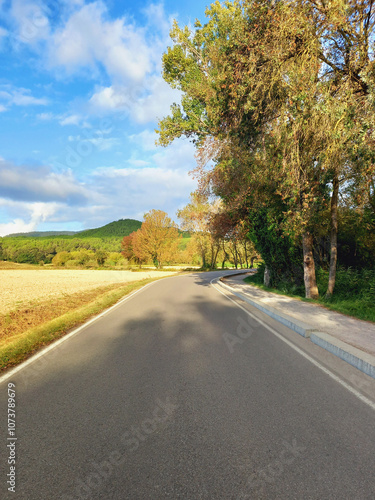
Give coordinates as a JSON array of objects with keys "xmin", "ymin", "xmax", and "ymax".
[
  {"xmin": 264, "ymin": 266, "xmax": 271, "ymax": 286},
  {"xmin": 326, "ymin": 174, "xmax": 339, "ymax": 298},
  {"xmin": 221, "ymin": 241, "xmax": 227, "ymax": 269},
  {"xmin": 302, "ymin": 232, "xmax": 319, "ymax": 299},
  {"xmin": 212, "ymin": 244, "xmax": 220, "ymax": 269},
  {"xmin": 201, "ymin": 246, "xmax": 206, "ymax": 268},
  {"xmin": 250, "ymin": 255, "xmax": 257, "ymax": 268},
  {"xmin": 244, "ymin": 240, "xmax": 249, "ymax": 268}
]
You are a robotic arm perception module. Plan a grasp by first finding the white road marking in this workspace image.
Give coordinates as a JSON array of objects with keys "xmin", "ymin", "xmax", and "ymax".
[
  {"xmin": 0, "ymin": 280, "xmax": 160, "ymax": 385},
  {"xmin": 211, "ymin": 277, "xmax": 375, "ymax": 412}
]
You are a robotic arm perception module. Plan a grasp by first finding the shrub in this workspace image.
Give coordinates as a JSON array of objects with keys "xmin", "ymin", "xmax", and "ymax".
[{"xmin": 52, "ymin": 251, "xmax": 71, "ymax": 266}]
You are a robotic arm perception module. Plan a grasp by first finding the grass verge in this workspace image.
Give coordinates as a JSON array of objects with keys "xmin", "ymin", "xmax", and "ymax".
[
  {"xmin": 0, "ymin": 277, "xmax": 164, "ymax": 372},
  {"xmin": 244, "ymin": 268, "xmax": 375, "ymax": 323}
]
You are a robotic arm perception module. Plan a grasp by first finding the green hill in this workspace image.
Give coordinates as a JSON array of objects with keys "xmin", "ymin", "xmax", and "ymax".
[
  {"xmin": 5, "ymin": 219, "xmax": 142, "ymax": 239},
  {"xmin": 76, "ymin": 219, "xmax": 142, "ymax": 238},
  {"xmin": 1, "ymin": 219, "xmax": 143, "ymax": 265},
  {"xmin": 8, "ymin": 231, "xmax": 78, "ymax": 237}
]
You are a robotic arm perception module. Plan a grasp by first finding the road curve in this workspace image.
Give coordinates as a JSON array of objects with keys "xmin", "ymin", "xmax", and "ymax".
[{"xmin": 1, "ymin": 271, "xmax": 374, "ymax": 499}]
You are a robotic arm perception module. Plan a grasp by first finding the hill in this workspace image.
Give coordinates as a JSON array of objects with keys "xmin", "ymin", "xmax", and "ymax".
[
  {"xmin": 8, "ymin": 231, "xmax": 78, "ymax": 237},
  {"xmin": 76, "ymin": 219, "xmax": 142, "ymax": 238},
  {"xmin": 5, "ymin": 219, "xmax": 142, "ymax": 239}
]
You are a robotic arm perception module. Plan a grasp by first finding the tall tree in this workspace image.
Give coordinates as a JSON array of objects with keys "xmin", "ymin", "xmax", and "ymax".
[
  {"xmin": 158, "ymin": 0, "xmax": 375, "ymax": 298},
  {"xmin": 177, "ymin": 192, "xmax": 222, "ymax": 268},
  {"xmin": 132, "ymin": 210, "xmax": 180, "ymax": 269}
]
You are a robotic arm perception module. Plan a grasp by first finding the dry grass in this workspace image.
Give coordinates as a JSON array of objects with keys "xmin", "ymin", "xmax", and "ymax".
[
  {"xmin": 0, "ymin": 267, "xmax": 178, "ymax": 314},
  {"xmin": 0, "ymin": 283, "xmax": 126, "ymax": 344},
  {"xmin": 0, "ymin": 277, "xmax": 168, "ymax": 372},
  {"xmin": 0, "ymin": 261, "xmax": 40, "ymax": 270},
  {"xmin": 0, "ymin": 264, "xmax": 180, "ymax": 371}
]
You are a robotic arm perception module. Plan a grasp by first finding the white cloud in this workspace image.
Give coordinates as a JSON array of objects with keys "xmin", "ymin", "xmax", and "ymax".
[
  {"xmin": 87, "ymin": 137, "xmax": 120, "ymax": 151},
  {"xmin": 2, "ymin": 2, "xmax": 178, "ymax": 124},
  {"xmin": 89, "ymin": 86, "xmax": 131, "ymax": 112},
  {"xmin": 142, "ymin": 3, "xmax": 172, "ymax": 36},
  {"xmin": 0, "ymin": 218, "xmax": 38, "ymax": 236},
  {"xmin": 128, "ymin": 129, "xmax": 158, "ymax": 151},
  {"xmin": 59, "ymin": 113, "xmax": 82, "ymax": 126},
  {"xmin": 10, "ymin": 0, "xmax": 50, "ymax": 45},
  {"xmin": 89, "ymin": 138, "xmax": 197, "ymax": 219},
  {"xmin": 126, "ymin": 159, "xmax": 150, "ymax": 168},
  {"xmin": 0, "ymin": 159, "xmax": 89, "ymax": 203},
  {"xmin": 49, "ymin": 2, "xmax": 153, "ymax": 85},
  {"xmin": 11, "ymin": 89, "xmax": 48, "ymax": 106},
  {"xmin": 64, "ymin": 132, "xmax": 120, "ymax": 152},
  {"xmin": 130, "ymin": 76, "xmax": 181, "ymax": 124},
  {"xmin": 0, "ymin": 136, "xmax": 198, "ymax": 231},
  {"xmin": 0, "ymin": 85, "xmax": 48, "ymax": 108},
  {"xmin": 0, "ymin": 200, "xmax": 59, "ymax": 237},
  {"xmin": 37, "ymin": 111, "xmax": 54, "ymax": 120}
]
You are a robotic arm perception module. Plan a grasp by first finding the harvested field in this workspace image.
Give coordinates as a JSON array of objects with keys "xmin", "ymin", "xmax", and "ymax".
[{"xmin": 0, "ymin": 269, "xmax": 178, "ymax": 314}]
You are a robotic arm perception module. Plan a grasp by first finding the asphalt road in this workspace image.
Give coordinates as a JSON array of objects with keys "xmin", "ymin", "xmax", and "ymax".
[{"xmin": 1, "ymin": 271, "xmax": 375, "ymax": 500}]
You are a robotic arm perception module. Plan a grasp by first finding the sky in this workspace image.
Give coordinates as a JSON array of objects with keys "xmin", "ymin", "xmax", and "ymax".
[{"xmin": 0, "ymin": 0, "xmax": 210, "ymax": 236}]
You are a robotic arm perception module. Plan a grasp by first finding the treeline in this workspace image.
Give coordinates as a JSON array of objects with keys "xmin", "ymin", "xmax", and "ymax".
[
  {"xmin": 0, "ymin": 209, "xmax": 256, "ymax": 269},
  {"xmin": 0, "ymin": 219, "xmax": 143, "ymax": 265},
  {"xmin": 0, "ymin": 237, "xmax": 124, "ymax": 265},
  {"xmin": 123, "ymin": 208, "xmax": 259, "ymax": 269},
  {"xmin": 158, "ymin": 0, "xmax": 375, "ymax": 298}
]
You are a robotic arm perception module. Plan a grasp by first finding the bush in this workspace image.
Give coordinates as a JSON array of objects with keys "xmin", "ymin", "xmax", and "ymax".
[
  {"xmin": 52, "ymin": 251, "xmax": 71, "ymax": 266},
  {"xmin": 96, "ymin": 250, "xmax": 107, "ymax": 266}
]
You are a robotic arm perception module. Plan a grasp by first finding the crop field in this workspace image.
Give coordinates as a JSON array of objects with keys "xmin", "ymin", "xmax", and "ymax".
[
  {"xmin": 0, "ymin": 265, "xmax": 184, "ymax": 371},
  {"xmin": 0, "ymin": 268, "xmax": 178, "ymax": 314}
]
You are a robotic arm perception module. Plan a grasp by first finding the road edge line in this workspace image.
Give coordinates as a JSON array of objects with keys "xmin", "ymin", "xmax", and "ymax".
[
  {"xmin": 216, "ymin": 277, "xmax": 375, "ymax": 381},
  {"xmin": 0, "ymin": 278, "xmax": 161, "ymax": 385},
  {"xmin": 210, "ymin": 277, "xmax": 375, "ymax": 411}
]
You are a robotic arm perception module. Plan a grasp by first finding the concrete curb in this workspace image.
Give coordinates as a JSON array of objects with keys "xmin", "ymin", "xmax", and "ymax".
[
  {"xmin": 310, "ymin": 332, "xmax": 375, "ymax": 380},
  {"xmin": 219, "ymin": 279, "xmax": 314, "ymax": 338},
  {"xmin": 217, "ymin": 277, "xmax": 375, "ymax": 380}
]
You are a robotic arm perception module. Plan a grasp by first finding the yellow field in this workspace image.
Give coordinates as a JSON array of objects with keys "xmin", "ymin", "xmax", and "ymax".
[{"xmin": 1, "ymin": 269, "xmax": 178, "ymax": 314}]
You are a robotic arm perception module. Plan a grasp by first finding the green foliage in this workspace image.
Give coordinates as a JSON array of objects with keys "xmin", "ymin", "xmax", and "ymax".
[
  {"xmin": 158, "ymin": 0, "xmax": 375, "ymax": 298},
  {"xmin": 7, "ymin": 231, "xmax": 77, "ymax": 237},
  {"xmin": 76, "ymin": 219, "xmax": 142, "ymax": 238},
  {"xmin": 245, "ymin": 267, "xmax": 375, "ymax": 322},
  {"xmin": 52, "ymin": 252, "xmax": 71, "ymax": 267},
  {"xmin": 246, "ymin": 207, "xmax": 303, "ymax": 287},
  {"xmin": 0, "ymin": 219, "xmax": 143, "ymax": 265},
  {"xmin": 95, "ymin": 250, "xmax": 108, "ymax": 267}
]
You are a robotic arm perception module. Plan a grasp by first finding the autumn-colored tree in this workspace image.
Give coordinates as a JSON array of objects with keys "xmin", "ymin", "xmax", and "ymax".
[
  {"xmin": 132, "ymin": 210, "xmax": 180, "ymax": 268},
  {"xmin": 121, "ymin": 234, "xmax": 135, "ymax": 261},
  {"xmin": 158, "ymin": 0, "xmax": 375, "ymax": 298},
  {"xmin": 121, "ymin": 232, "xmax": 147, "ymax": 267},
  {"xmin": 177, "ymin": 192, "xmax": 222, "ymax": 268}
]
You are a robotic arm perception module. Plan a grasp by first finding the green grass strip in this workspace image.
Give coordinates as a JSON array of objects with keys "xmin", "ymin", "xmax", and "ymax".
[
  {"xmin": 244, "ymin": 274, "xmax": 375, "ymax": 323},
  {"xmin": 0, "ymin": 277, "xmax": 163, "ymax": 372}
]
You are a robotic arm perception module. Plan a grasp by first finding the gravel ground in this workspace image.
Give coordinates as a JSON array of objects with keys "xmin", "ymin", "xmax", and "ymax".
[{"xmin": 1, "ymin": 269, "xmax": 178, "ymax": 313}]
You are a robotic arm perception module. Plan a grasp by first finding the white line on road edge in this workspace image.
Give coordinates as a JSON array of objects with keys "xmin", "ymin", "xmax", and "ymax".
[
  {"xmin": 0, "ymin": 279, "xmax": 161, "ymax": 385},
  {"xmin": 211, "ymin": 277, "xmax": 375, "ymax": 412}
]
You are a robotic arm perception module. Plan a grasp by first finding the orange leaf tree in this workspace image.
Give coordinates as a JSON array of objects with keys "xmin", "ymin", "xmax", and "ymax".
[{"xmin": 132, "ymin": 210, "xmax": 181, "ymax": 268}]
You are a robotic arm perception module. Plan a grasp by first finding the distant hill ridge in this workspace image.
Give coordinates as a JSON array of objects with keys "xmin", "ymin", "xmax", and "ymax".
[{"xmin": 6, "ymin": 219, "xmax": 142, "ymax": 239}]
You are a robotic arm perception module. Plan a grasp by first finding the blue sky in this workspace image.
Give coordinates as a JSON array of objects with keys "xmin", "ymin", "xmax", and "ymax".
[{"xmin": 0, "ymin": 0, "xmax": 210, "ymax": 235}]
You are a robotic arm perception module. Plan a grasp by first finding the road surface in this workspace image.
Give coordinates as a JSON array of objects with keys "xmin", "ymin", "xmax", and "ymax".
[{"xmin": 1, "ymin": 271, "xmax": 374, "ymax": 499}]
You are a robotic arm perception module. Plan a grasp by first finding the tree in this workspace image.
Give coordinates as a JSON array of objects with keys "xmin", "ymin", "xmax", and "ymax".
[
  {"xmin": 121, "ymin": 232, "xmax": 147, "ymax": 267},
  {"xmin": 177, "ymin": 192, "xmax": 222, "ymax": 268},
  {"xmin": 96, "ymin": 250, "xmax": 107, "ymax": 267},
  {"xmin": 132, "ymin": 210, "xmax": 180, "ymax": 268},
  {"xmin": 158, "ymin": 0, "xmax": 375, "ymax": 298},
  {"xmin": 121, "ymin": 234, "xmax": 135, "ymax": 262}
]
